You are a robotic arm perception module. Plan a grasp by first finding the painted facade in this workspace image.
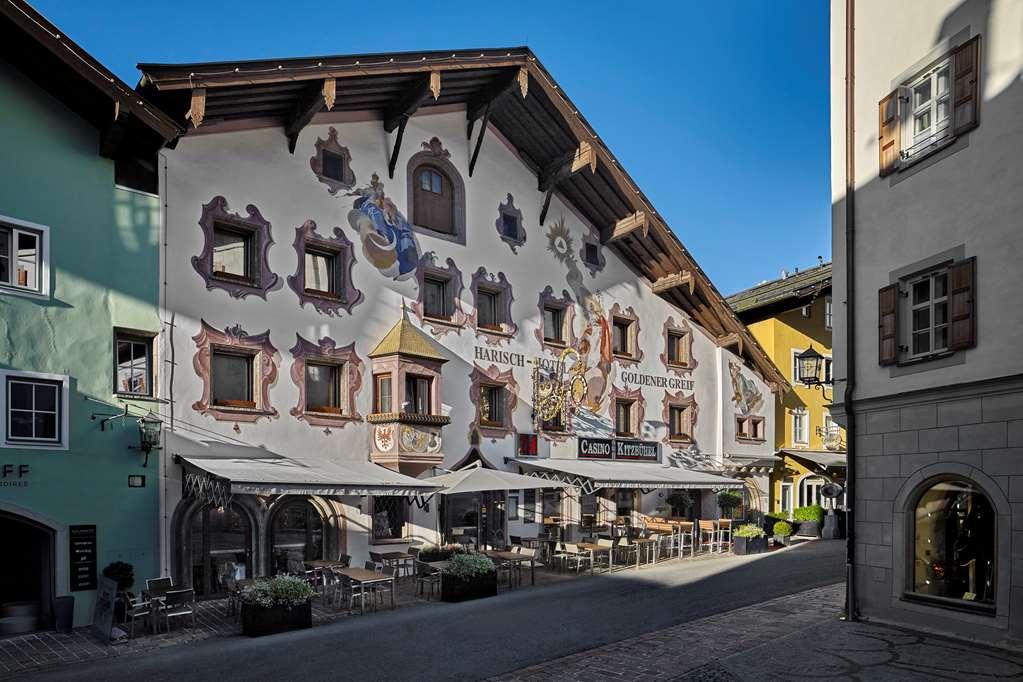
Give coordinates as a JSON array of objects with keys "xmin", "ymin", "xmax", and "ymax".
[
  {"xmin": 831, "ymin": 0, "xmax": 1023, "ymax": 644},
  {"xmin": 0, "ymin": 7, "xmax": 178, "ymax": 631},
  {"xmin": 149, "ymin": 63, "xmax": 780, "ymax": 586}
]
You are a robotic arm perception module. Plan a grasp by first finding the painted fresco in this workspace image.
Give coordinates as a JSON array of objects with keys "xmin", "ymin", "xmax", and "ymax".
[
  {"xmin": 729, "ymin": 361, "xmax": 765, "ymax": 416},
  {"xmin": 347, "ymin": 173, "xmax": 421, "ymax": 280}
]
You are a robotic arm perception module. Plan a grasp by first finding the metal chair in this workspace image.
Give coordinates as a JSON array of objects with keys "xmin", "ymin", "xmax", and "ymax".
[
  {"xmin": 562, "ymin": 543, "xmax": 591, "ymax": 574},
  {"xmin": 338, "ymin": 574, "xmax": 367, "ymax": 613},
  {"xmin": 145, "ymin": 577, "xmax": 173, "ymax": 599},
  {"xmin": 698, "ymin": 520, "xmax": 718, "ymax": 553},
  {"xmin": 336, "ymin": 553, "xmax": 352, "ymax": 568},
  {"xmin": 717, "ymin": 519, "xmax": 733, "ymax": 553},
  {"xmin": 159, "ymin": 588, "xmax": 196, "ymax": 632},
  {"xmin": 677, "ymin": 521, "xmax": 696, "ymax": 558},
  {"xmin": 615, "ymin": 537, "xmax": 638, "ymax": 567},
  {"xmin": 125, "ymin": 594, "xmax": 155, "ymax": 638},
  {"xmin": 415, "ymin": 561, "xmax": 441, "ymax": 600}
]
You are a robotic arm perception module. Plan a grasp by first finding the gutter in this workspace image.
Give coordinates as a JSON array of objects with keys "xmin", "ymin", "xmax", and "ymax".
[{"xmin": 843, "ymin": 0, "xmax": 859, "ymax": 622}]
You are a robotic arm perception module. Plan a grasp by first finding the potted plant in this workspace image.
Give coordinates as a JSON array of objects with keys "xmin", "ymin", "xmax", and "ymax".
[
  {"xmin": 793, "ymin": 505, "xmax": 825, "ymax": 537},
  {"xmin": 717, "ymin": 491, "xmax": 742, "ymax": 519},
  {"xmin": 732, "ymin": 523, "xmax": 767, "ymax": 555},
  {"xmin": 665, "ymin": 491, "xmax": 693, "ymax": 518},
  {"xmin": 419, "ymin": 544, "xmax": 466, "ymax": 563},
  {"xmin": 773, "ymin": 521, "xmax": 794, "ymax": 547},
  {"xmin": 762, "ymin": 513, "xmax": 788, "ymax": 536},
  {"xmin": 440, "ymin": 553, "xmax": 497, "ymax": 603},
  {"xmin": 240, "ymin": 575, "xmax": 314, "ymax": 637},
  {"xmin": 101, "ymin": 561, "xmax": 134, "ymax": 623}
]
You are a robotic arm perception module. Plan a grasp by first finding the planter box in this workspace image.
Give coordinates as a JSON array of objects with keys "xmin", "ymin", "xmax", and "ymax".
[
  {"xmin": 796, "ymin": 520, "xmax": 822, "ymax": 537},
  {"xmin": 441, "ymin": 571, "xmax": 498, "ymax": 603},
  {"xmin": 774, "ymin": 535, "xmax": 792, "ymax": 547},
  {"xmin": 733, "ymin": 535, "xmax": 767, "ymax": 555},
  {"xmin": 241, "ymin": 602, "xmax": 312, "ymax": 637}
]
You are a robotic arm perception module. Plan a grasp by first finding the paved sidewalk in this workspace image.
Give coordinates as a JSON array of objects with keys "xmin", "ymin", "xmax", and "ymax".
[{"xmin": 493, "ymin": 582, "xmax": 1023, "ymax": 681}]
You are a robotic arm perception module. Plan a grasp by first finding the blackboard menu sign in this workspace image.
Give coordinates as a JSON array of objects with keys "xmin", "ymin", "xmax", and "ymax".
[{"xmin": 69, "ymin": 525, "xmax": 97, "ymax": 591}]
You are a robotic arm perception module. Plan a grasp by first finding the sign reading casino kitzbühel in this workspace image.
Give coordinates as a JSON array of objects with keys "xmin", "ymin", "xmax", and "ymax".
[{"xmin": 578, "ymin": 437, "xmax": 659, "ymax": 462}]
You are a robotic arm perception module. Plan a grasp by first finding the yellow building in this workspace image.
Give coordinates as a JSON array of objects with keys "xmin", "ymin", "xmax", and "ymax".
[{"xmin": 727, "ymin": 263, "xmax": 846, "ymax": 517}]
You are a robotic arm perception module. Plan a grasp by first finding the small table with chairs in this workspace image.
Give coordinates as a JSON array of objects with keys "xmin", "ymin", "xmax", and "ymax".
[{"xmin": 337, "ymin": 566, "xmax": 396, "ymax": 615}]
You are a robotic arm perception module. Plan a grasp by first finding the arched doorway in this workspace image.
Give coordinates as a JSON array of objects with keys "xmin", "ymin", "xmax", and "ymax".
[
  {"xmin": 188, "ymin": 503, "xmax": 252, "ymax": 598},
  {"xmin": 268, "ymin": 498, "xmax": 324, "ymax": 574},
  {"xmin": 0, "ymin": 512, "xmax": 55, "ymax": 632}
]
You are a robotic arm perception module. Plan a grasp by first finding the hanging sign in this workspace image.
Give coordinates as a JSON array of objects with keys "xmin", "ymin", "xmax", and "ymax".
[{"xmin": 69, "ymin": 524, "xmax": 98, "ymax": 591}]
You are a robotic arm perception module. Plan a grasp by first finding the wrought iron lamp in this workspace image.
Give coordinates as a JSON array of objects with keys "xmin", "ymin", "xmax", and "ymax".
[
  {"xmin": 796, "ymin": 344, "xmax": 832, "ymax": 400},
  {"xmin": 134, "ymin": 414, "xmax": 163, "ymax": 467}
]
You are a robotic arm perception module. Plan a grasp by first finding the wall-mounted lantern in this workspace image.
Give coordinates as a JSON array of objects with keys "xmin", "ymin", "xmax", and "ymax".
[
  {"xmin": 135, "ymin": 414, "xmax": 163, "ymax": 467},
  {"xmin": 796, "ymin": 345, "xmax": 831, "ymax": 400}
]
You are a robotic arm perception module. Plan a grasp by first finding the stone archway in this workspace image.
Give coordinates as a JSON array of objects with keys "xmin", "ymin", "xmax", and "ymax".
[
  {"xmin": 0, "ymin": 503, "xmax": 61, "ymax": 631},
  {"xmin": 170, "ymin": 496, "xmax": 262, "ymax": 596}
]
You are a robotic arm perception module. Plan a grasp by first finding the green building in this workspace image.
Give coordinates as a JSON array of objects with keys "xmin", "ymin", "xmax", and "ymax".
[{"xmin": 0, "ymin": 2, "xmax": 179, "ymax": 631}]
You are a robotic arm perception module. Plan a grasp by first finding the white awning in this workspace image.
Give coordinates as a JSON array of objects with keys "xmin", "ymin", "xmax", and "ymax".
[
  {"xmin": 421, "ymin": 464, "xmax": 570, "ymax": 495},
  {"xmin": 168, "ymin": 431, "xmax": 437, "ymax": 499},
  {"xmin": 780, "ymin": 449, "xmax": 847, "ymax": 469},
  {"xmin": 512, "ymin": 458, "xmax": 744, "ymax": 495}
]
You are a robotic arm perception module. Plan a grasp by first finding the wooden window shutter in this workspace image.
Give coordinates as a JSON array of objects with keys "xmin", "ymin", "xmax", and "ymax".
[
  {"xmin": 952, "ymin": 35, "xmax": 981, "ymax": 136},
  {"xmin": 878, "ymin": 283, "xmax": 899, "ymax": 366},
  {"xmin": 878, "ymin": 91, "xmax": 901, "ymax": 177},
  {"xmin": 947, "ymin": 256, "xmax": 976, "ymax": 351}
]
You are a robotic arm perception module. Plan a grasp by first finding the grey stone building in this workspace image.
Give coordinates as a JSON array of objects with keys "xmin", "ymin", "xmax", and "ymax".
[{"xmin": 830, "ymin": 0, "xmax": 1023, "ymax": 646}]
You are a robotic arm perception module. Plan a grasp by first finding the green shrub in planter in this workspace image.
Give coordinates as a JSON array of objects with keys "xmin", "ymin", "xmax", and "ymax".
[
  {"xmin": 717, "ymin": 491, "xmax": 742, "ymax": 513},
  {"xmin": 240, "ymin": 576, "xmax": 314, "ymax": 637},
  {"xmin": 418, "ymin": 544, "xmax": 467, "ymax": 562},
  {"xmin": 732, "ymin": 523, "xmax": 767, "ymax": 555},
  {"xmin": 773, "ymin": 521, "xmax": 793, "ymax": 537},
  {"xmin": 793, "ymin": 505, "xmax": 825, "ymax": 537},
  {"xmin": 441, "ymin": 554, "xmax": 497, "ymax": 603}
]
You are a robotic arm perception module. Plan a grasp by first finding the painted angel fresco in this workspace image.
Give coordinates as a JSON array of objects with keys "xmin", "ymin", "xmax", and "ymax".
[
  {"xmin": 729, "ymin": 361, "xmax": 765, "ymax": 416},
  {"xmin": 347, "ymin": 173, "xmax": 420, "ymax": 280}
]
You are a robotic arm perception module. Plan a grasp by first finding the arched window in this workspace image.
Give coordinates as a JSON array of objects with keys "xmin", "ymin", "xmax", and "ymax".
[
  {"xmin": 270, "ymin": 498, "xmax": 324, "ymax": 574},
  {"xmin": 412, "ymin": 164, "xmax": 454, "ymax": 234},
  {"xmin": 912, "ymin": 479, "xmax": 995, "ymax": 608},
  {"xmin": 188, "ymin": 503, "xmax": 252, "ymax": 597}
]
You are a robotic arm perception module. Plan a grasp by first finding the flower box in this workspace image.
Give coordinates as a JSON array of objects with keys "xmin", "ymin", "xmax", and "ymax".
[
  {"xmin": 241, "ymin": 602, "xmax": 312, "ymax": 637},
  {"xmin": 733, "ymin": 535, "xmax": 768, "ymax": 555},
  {"xmin": 441, "ymin": 571, "xmax": 498, "ymax": 603},
  {"xmin": 773, "ymin": 534, "xmax": 792, "ymax": 547},
  {"xmin": 796, "ymin": 520, "xmax": 822, "ymax": 537}
]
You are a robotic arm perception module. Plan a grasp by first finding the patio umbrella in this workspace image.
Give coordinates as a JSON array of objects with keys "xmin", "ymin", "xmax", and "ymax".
[{"xmin": 420, "ymin": 463, "xmax": 570, "ymax": 495}]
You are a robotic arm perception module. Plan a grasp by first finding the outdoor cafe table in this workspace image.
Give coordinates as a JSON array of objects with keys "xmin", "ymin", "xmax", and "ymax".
[
  {"xmin": 632, "ymin": 537, "xmax": 657, "ymax": 569},
  {"xmin": 304, "ymin": 559, "xmax": 347, "ymax": 570},
  {"xmin": 573, "ymin": 543, "xmax": 613, "ymax": 575},
  {"xmin": 338, "ymin": 567, "xmax": 395, "ymax": 615},
  {"xmin": 483, "ymin": 550, "xmax": 536, "ymax": 586},
  {"xmin": 379, "ymin": 551, "xmax": 414, "ymax": 576}
]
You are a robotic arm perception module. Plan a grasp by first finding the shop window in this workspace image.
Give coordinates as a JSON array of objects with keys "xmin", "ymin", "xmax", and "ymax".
[
  {"xmin": 405, "ymin": 375, "xmax": 432, "ymax": 415},
  {"xmin": 305, "ymin": 362, "xmax": 343, "ymax": 414},
  {"xmin": 412, "ymin": 165, "xmax": 454, "ymax": 235},
  {"xmin": 507, "ymin": 492, "xmax": 520, "ymax": 520},
  {"xmin": 615, "ymin": 399, "xmax": 635, "ymax": 437},
  {"xmin": 543, "ymin": 305, "xmax": 565, "ymax": 344},
  {"xmin": 3, "ymin": 372, "xmax": 66, "ymax": 447},
  {"xmin": 115, "ymin": 332, "xmax": 154, "ymax": 397},
  {"xmin": 374, "ymin": 374, "xmax": 393, "ymax": 414},
  {"xmin": 189, "ymin": 503, "xmax": 251, "ymax": 597},
  {"xmin": 211, "ymin": 350, "xmax": 255, "ymax": 409},
  {"xmin": 0, "ymin": 221, "xmax": 47, "ymax": 295},
  {"xmin": 523, "ymin": 489, "xmax": 537, "ymax": 523},
  {"xmin": 372, "ymin": 496, "xmax": 407, "ymax": 541},
  {"xmin": 911, "ymin": 479, "xmax": 995, "ymax": 610},
  {"xmin": 270, "ymin": 499, "xmax": 323, "ymax": 574}
]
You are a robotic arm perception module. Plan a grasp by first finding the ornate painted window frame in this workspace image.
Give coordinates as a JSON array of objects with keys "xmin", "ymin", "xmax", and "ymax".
[
  {"xmin": 192, "ymin": 196, "xmax": 279, "ymax": 300},
  {"xmin": 494, "ymin": 193, "xmax": 526, "ymax": 252},
  {"xmin": 661, "ymin": 316, "xmax": 698, "ymax": 375},
  {"xmin": 192, "ymin": 320, "xmax": 279, "ymax": 423},
  {"xmin": 406, "ymin": 137, "xmax": 466, "ymax": 246},
  {"xmin": 578, "ymin": 232, "xmax": 606, "ymax": 277},
  {"xmin": 309, "ymin": 127, "xmax": 356, "ymax": 194},
  {"xmin": 412, "ymin": 252, "xmax": 467, "ymax": 337},
  {"xmin": 469, "ymin": 363, "xmax": 519, "ymax": 440},
  {"xmin": 608, "ymin": 384, "xmax": 645, "ymax": 437},
  {"xmin": 286, "ymin": 219, "xmax": 363, "ymax": 316},
  {"xmin": 289, "ymin": 334, "xmax": 363, "ymax": 429},
  {"xmin": 469, "ymin": 266, "xmax": 517, "ymax": 345},
  {"xmin": 662, "ymin": 390, "xmax": 698, "ymax": 446},
  {"xmin": 609, "ymin": 303, "xmax": 643, "ymax": 367},
  {"xmin": 534, "ymin": 286, "xmax": 577, "ymax": 352}
]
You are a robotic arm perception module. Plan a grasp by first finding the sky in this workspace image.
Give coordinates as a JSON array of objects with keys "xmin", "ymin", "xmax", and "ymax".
[{"xmin": 32, "ymin": 0, "xmax": 831, "ymax": 296}]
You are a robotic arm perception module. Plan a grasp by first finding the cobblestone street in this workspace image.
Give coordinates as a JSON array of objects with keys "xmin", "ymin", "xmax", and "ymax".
[{"xmin": 494, "ymin": 582, "xmax": 1023, "ymax": 681}]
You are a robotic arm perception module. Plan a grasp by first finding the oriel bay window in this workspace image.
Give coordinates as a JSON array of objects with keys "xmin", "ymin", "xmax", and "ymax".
[
  {"xmin": 211, "ymin": 350, "xmax": 255, "ymax": 409},
  {"xmin": 305, "ymin": 362, "xmax": 343, "ymax": 414},
  {"xmin": 115, "ymin": 332, "xmax": 154, "ymax": 397},
  {"xmin": 373, "ymin": 374, "xmax": 392, "ymax": 414},
  {"xmin": 405, "ymin": 375, "xmax": 431, "ymax": 415},
  {"xmin": 212, "ymin": 223, "xmax": 253, "ymax": 283},
  {"xmin": 372, "ymin": 496, "xmax": 407, "ymax": 541}
]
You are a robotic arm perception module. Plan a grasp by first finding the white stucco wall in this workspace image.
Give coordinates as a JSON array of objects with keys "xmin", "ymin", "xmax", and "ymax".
[{"xmin": 830, "ymin": 0, "xmax": 1023, "ymax": 403}]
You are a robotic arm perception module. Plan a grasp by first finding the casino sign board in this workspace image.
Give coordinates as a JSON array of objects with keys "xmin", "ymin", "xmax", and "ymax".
[{"xmin": 578, "ymin": 437, "xmax": 659, "ymax": 463}]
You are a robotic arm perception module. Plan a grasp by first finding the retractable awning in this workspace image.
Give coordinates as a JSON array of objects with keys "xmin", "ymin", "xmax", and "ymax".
[
  {"xmin": 780, "ymin": 449, "xmax": 847, "ymax": 469},
  {"xmin": 421, "ymin": 464, "xmax": 570, "ymax": 495},
  {"xmin": 168, "ymin": 431, "xmax": 437, "ymax": 505},
  {"xmin": 512, "ymin": 458, "xmax": 744, "ymax": 495}
]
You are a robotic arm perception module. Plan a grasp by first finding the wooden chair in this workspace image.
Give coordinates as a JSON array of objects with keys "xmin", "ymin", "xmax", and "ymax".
[
  {"xmin": 677, "ymin": 521, "xmax": 696, "ymax": 558},
  {"xmin": 717, "ymin": 519, "xmax": 733, "ymax": 553},
  {"xmin": 698, "ymin": 520, "xmax": 718, "ymax": 553},
  {"xmin": 159, "ymin": 588, "xmax": 196, "ymax": 633}
]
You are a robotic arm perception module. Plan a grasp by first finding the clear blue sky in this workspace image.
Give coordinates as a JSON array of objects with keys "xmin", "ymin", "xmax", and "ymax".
[{"xmin": 33, "ymin": 0, "xmax": 831, "ymax": 295}]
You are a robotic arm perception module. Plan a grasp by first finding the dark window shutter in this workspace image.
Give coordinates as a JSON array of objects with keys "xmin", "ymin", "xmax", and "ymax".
[
  {"xmin": 878, "ymin": 91, "xmax": 901, "ymax": 177},
  {"xmin": 947, "ymin": 256, "xmax": 976, "ymax": 351},
  {"xmin": 952, "ymin": 36, "xmax": 981, "ymax": 136},
  {"xmin": 878, "ymin": 283, "xmax": 899, "ymax": 365}
]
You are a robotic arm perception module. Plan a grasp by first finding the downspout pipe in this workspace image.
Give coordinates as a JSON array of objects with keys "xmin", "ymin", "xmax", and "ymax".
[{"xmin": 843, "ymin": 0, "xmax": 858, "ymax": 621}]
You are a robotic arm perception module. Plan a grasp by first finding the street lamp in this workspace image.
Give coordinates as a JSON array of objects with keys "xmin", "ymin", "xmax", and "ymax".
[
  {"xmin": 796, "ymin": 345, "xmax": 831, "ymax": 400},
  {"xmin": 136, "ymin": 414, "xmax": 163, "ymax": 467}
]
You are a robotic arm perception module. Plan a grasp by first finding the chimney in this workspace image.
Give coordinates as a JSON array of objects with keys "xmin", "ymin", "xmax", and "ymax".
[{"xmin": 780, "ymin": 270, "xmax": 788, "ymax": 279}]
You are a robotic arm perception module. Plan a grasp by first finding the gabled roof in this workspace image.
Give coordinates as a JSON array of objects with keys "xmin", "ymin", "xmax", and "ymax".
[
  {"xmin": 137, "ymin": 47, "xmax": 786, "ymax": 391},
  {"xmin": 727, "ymin": 263, "xmax": 832, "ymax": 318},
  {"xmin": 369, "ymin": 308, "xmax": 446, "ymax": 362},
  {"xmin": 1, "ymin": 0, "xmax": 181, "ymax": 157}
]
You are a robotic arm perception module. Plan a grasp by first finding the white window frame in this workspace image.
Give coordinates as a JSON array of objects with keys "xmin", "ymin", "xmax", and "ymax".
[
  {"xmin": 791, "ymin": 349, "xmax": 801, "ymax": 386},
  {"xmin": 825, "ymin": 296, "xmax": 833, "ymax": 330},
  {"xmin": 800, "ymin": 476, "xmax": 826, "ymax": 507},
  {"xmin": 791, "ymin": 407, "xmax": 809, "ymax": 446},
  {"xmin": 823, "ymin": 355, "xmax": 833, "ymax": 384},
  {"xmin": 0, "ymin": 369, "xmax": 70, "ymax": 450},
  {"xmin": 0, "ymin": 215, "xmax": 51, "ymax": 299},
  {"xmin": 779, "ymin": 482, "xmax": 793, "ymax": 514},
  {"xmin": 904, "ymin": 268, "xmax": 950, "ymax": 360},
  {"xmin": 900, "ymin": 57, "xmax": 953, "ymax": 162}
]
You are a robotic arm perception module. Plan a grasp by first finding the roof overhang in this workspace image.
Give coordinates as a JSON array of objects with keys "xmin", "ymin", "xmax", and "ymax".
[{"xmin": 780, "ymin": 449, "xmax": 847, "ymax": 469}]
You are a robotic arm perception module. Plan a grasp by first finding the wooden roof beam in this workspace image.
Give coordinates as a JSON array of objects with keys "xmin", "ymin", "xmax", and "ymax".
[
  {"xmin": 716, "ymin": 332, "xmax": 744, "ymax": 356},
  {"xmin": 383, "ymin": 71, "xmax": 440, "ymax": 133},
  {"xmin": 651, "ymin": 271, "xmax": 696, "ymax": 296},
  {"xmin": 285, "ymin": 78, "xmax": 336, "ymax": 153},
  {"xmin": 466, "ymin": 67, "xmax": 528, "ymax": 177},
  {"xmin": 537, "ymin": 141, "xmax": 597, "ymax": 225},
  {"xmin": 604, "ymin": 210, "xmax": 649, "ymax": 244},
  {"xmin": 186, "ymin": 87, "xmax": 206, "ymax": 128}
]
